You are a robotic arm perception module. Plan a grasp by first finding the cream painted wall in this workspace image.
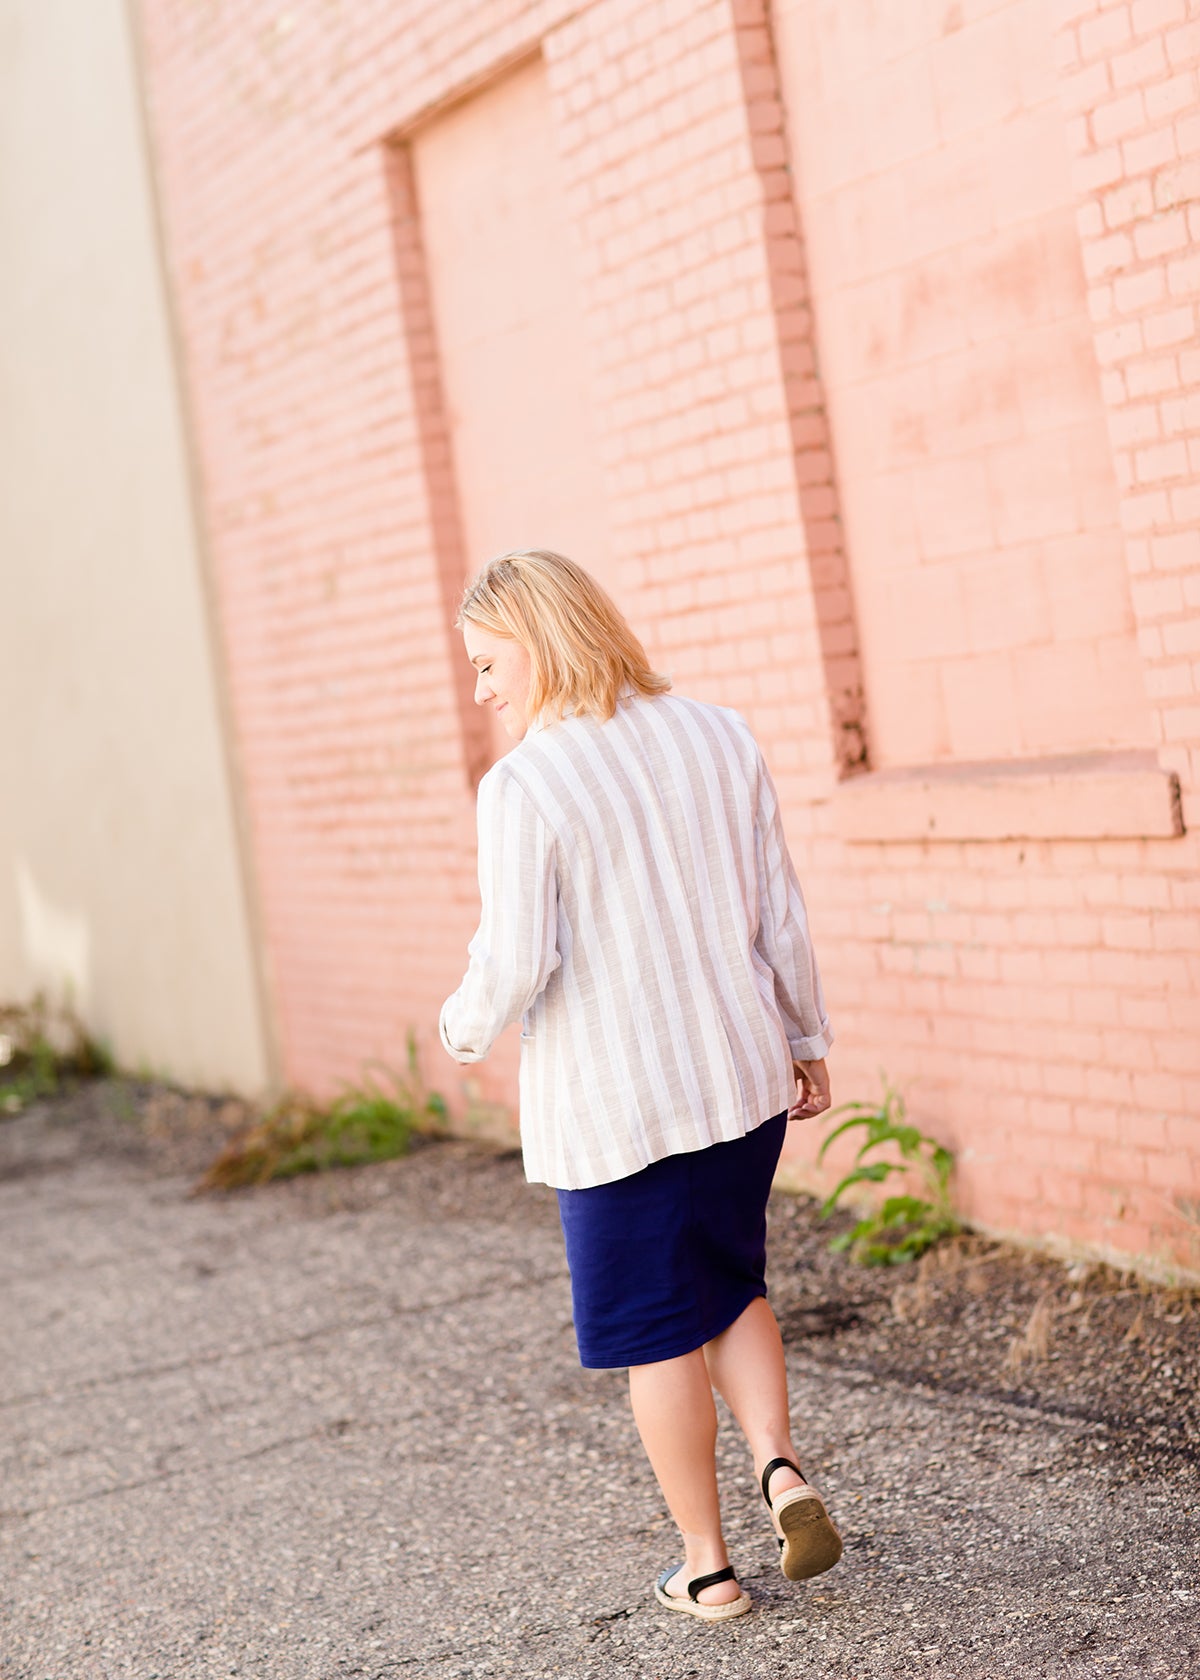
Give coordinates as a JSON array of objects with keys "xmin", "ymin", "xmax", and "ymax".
[{"xmin": 0, "ymin": 0, "xmax": 271, "ymax": 1091}]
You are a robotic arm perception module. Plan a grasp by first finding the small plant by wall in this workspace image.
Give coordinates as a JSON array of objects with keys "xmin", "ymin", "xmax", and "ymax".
[
  {"xmin": 817, "ymin": 1081, "xmax": 959, "ymax": 1266},
  {"xmin": 194, "ymin": 1037, "xmax": 446, "ymax": 1192},
  {"xmin": 0, "ymin": 994, "xmax": 113, "ymax": 1115}
]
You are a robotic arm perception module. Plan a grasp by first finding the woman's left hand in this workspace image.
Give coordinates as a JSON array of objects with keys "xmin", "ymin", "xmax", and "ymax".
[{"xmin": 788, "ymin": 1058, "xmax": 830, "ymax": 1122}]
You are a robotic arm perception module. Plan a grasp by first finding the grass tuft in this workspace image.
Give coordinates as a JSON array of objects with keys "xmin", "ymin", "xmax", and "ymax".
[
  {"xmin": 0, "ymin": 993, "xmax": 114, "ymax": 1116},
  {"xmin": 194, "ymin": 1037, "xmax": 446, "ymax": 1193}
]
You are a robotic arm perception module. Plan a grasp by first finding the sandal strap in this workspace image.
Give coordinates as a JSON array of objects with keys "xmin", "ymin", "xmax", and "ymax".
[
  {"xmin": 760, "ymin": 1455, "xmax": 804, "ymax": 1507},
  {"xmin": 687, "ymin": 1565, "xmax": 737, "ymax": 1601}
]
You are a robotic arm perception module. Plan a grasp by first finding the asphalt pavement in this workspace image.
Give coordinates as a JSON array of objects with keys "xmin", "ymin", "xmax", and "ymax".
[{"xmin": 2, "ymin": 1122, "xmax": 1196, "ymax": 1679}]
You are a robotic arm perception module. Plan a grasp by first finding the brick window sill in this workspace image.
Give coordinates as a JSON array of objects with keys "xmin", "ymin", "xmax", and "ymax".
[{"xmin": 832, "ymin": 751, "xmax": 1184, "ymax": 844}]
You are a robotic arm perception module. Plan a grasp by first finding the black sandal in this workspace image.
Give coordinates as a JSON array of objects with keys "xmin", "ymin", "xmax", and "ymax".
[
  {"xmin": 654, "ymin": 1563, "xmax": 752, "ymax": 1621},
  {"xmin": 760, "ymin": 1456, "xmax": 844, "ymax": 1582}
]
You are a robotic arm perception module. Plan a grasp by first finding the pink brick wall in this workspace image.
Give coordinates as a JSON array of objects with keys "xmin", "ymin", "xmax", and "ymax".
[
  {"xmin": 1053, "ymin": 0, "xmax": 1200, "ymax": 793},
  {"xmin": 411, "ymin": 58, "xmax": 617, "ymax": 606},
  {"xmin": 772, "ymin": 0, "xmax": 1155, "ymax": 769},
  {"xmin": 137, "ymin": 0, "xmax": 1200, "ymax": 1274}
]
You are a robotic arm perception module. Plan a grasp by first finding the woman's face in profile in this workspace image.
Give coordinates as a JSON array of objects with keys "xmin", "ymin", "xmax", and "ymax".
[{"xmin": 463, "ymin": 622, "xmax": 533, "ymax": 740}]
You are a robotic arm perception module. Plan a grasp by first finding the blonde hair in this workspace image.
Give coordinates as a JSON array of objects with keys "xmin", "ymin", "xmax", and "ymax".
[{"xmin": 457, "ymin": 549, "xmax": 670, "ymax": 724}]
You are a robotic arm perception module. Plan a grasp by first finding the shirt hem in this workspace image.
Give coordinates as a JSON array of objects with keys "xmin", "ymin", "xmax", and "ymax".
[{"xmin": 525, "ymin": 1103, "xmax": 791, "ymax": 1192}]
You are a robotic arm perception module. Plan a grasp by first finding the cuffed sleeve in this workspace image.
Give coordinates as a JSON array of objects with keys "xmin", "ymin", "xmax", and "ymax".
[
  {"xmin": 439, "ymin": 764, "xmax": 561, "ymax": 1064},
  {"xmin": 752, "ymin": 751, "xmax": 833, "ymax": 1061}
]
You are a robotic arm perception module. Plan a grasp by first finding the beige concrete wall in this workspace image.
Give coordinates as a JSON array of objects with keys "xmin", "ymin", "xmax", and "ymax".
[{"xmin": 0, "ymin": 0, "xmax": 271, "ymax": 1092}]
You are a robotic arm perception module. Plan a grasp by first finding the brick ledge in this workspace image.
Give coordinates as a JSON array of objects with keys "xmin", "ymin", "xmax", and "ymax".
[{"xmin": 833, "ymin": 751, "xmax": 1184, "ymax": 844}]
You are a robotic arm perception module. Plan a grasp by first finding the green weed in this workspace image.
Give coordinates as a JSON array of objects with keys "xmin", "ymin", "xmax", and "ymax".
[
  {"xmin": 0, "ymin": 994, "xmax": 114, "ymax": 1115},
  {"xmin": 817, "ymin": 1081, "xmax": 959, "ymax": 1266},
  {"xmin": 195, "ymin": 1036, "xmax": 447, "ymax": 1192}
]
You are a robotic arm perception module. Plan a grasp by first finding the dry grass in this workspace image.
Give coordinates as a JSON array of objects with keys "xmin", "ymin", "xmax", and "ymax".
[
  {"xmin": 892, "ymin": 1238, "xmax": 1007, "ymax": 1323},
  {"xmin": 0, "ymin": 994, "xmax": 112, "ymax": 1114},
  {"xmin": 1003, "ymin": 1291, "xmax": 1057, "ymax": 1375},
  {"xmin": 1123, "ymin": 1307, "xmax": 1146, "ymax": 1346},
  {"xmin": 193, "ymin": 1055, "xmax": 446, "ymax": 1193}
]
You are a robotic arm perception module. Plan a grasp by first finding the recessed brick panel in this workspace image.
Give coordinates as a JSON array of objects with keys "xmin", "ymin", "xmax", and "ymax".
[
  {"xmin": 411, "ymin": 56, "xmax": 616, "ymax": 593},
  {"xmin": 772, "ymin": 0, "xmax": 1155, "ymax": 771}
]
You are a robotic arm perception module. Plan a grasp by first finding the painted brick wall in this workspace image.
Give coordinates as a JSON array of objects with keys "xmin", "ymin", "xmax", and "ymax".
[
  {"xmin": 411, "ymin": 58, "xmax": 618, "ymax": 601},
  {"xmin": 764, "ymin": 0, "xmax": 1200, "ymax": 1275},
  {"xmin": 543, "ymin": 0, "xmax": 847, "ymax": 797},
  {"xmin": 1053, "ymin": 0, "xmax": 1200, "ymax": 795},
  {"xmin": 137, "ymin": 0, "xmax": 1200, "ymax": 1274},
  {"xmin": 773, "ymin": 0, "xmax": 1156, "ymax": 769}
]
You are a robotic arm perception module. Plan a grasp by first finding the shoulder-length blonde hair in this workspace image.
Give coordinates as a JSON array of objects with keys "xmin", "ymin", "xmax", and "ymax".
[{"xmin": 457, "ymin": 549, "xmax": 670, "ymax": 724}]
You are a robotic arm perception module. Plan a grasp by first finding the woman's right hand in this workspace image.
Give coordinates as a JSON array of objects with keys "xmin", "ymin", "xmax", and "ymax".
[{"xmin": 788, "ymin": 1058, "xmax": 830, "ymax": 1122}]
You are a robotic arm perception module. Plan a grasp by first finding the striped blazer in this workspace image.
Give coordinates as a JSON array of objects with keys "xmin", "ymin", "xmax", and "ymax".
[{"xmin": 439, "ymin": 692, "xmax": 832, "ymax": 1190}]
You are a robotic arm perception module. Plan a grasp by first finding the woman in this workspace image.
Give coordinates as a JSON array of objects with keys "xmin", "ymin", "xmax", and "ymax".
[{"xmin": 439, "ymin": 550, "xmax": 842, "ymax": 1621}]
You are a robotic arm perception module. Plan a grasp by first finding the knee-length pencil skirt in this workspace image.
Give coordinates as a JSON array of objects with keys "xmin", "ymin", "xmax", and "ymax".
[{"xmin": 555, "ymin": 1111, "xmax": 788, "ymax": 1369}]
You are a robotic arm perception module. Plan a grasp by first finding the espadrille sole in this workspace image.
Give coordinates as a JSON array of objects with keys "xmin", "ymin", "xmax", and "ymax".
[
  {"xmin": 772, "ymin": 1486, "xmax": 844, "ymax": 1582},
  {"xmin": 654, "ymin": 1567, "xmax": 752, "ymax": 1621}
]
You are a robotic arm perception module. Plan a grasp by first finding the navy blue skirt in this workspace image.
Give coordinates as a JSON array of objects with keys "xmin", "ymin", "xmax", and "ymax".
[{"xmin": 555, "ymin": 1112, "xmax": 788, "ymax": 1369}]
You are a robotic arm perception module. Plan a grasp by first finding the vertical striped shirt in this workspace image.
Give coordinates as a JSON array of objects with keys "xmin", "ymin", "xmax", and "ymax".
[{"xmin": 439, "ymin": 692, "xmax": 832, "ymax": 1190}]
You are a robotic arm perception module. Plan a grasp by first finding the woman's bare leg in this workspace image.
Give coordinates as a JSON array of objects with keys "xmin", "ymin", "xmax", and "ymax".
[
  {"xmin": 627, "ymin": 1350, "xmax": 743, "ymax": 1604},
  {"xmin": 702, "ymin": 1296, "xmax": 806, "ymax": 1504}
]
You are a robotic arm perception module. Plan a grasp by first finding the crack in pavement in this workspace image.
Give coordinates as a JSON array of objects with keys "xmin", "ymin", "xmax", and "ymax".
[
  {"xmin": 326, "ymin": 1620, "xmax": 577, "ymax": 1675},
  {"xmin": 0, "ymin": 1421, "xmax": 354, "ymax": 1523},
  {"xmin": 0, "ymin": 1269, "xmax": 566, "ymax": 1412}
]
